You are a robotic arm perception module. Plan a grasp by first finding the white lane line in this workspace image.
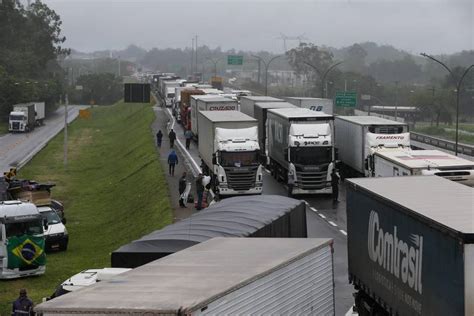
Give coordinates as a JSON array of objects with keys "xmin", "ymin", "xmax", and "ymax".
[
  {"xmin": 328, "ymin": 221, "xmax": 338, "ymax": 227},
  {"xmin": 301, "ymin": 199, "xmax": 308, "ymax": 205},
  {"xmin": 310, "ymin": 207, "xmax": 318, "ymax": 213},
  {"xmin": 340, "ymin": 230, "xmax": 348, "ymax": 236},
  {"xmin": 264, "ymin": 168, "xmax": 270, "ymax": 174},
  {"xmin": 318, "ymin": 213, "xmax": 326, "ymax": 219}
]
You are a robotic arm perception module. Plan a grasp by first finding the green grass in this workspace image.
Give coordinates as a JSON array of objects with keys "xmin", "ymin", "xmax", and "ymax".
[
  {"xmin": 0, "ymin": 121, "xmax": 8, "ymax": 135},
  {"xmin": 415, "ymin": 122, "xmax": 474, "ymax": 133},
  {"xmin": 0, "ymin": 101, "xmax": 173, "ymax": 312},
  {"xmin": 413, "ymin": 125, "xmax": 474, "ymax": 145}
]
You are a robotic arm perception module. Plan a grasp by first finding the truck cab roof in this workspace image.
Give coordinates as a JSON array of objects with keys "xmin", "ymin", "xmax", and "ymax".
[
  {"xmin": 336, "ymin": 115, "xmax": 407, "ymax": 126},
  {"xmin": 0, "ymin": 200, "xmax": 40, "ymax": 219},
  {"xmin": 199, "ymin": 110, "xmax": 256, "ymax": 122},
  {"xmin": 269, "ymin": 107, "xmax": 333, "ymax": 120}
]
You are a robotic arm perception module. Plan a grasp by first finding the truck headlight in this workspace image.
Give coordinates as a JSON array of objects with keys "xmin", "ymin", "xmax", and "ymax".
[{"xmin": 63, "ymin": 228, "xmax": 68, "ymax": 235}]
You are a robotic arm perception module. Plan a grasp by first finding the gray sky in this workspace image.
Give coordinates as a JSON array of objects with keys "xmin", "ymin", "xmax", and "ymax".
[{"xmin": 44, "ymin": 0, "xmax": 473, "ymax": 54}]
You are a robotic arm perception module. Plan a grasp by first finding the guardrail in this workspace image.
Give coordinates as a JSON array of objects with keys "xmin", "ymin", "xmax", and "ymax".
[{"xmin": 410, "ymin": 132, "xmax": 474, "ymax": 157}]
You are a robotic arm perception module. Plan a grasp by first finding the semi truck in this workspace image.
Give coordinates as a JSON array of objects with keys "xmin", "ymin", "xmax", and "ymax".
[
  {"xmin": 240, "ymin": 96, "xmax": 283, "ymax": 118},
  {"xmin": 372, "ymin": 148, "xmax": 474, "ymax": 186},
  {"xmin": 198, "ymin": 111, "xmax": 263, "ymax": 196},
  {"xmin": 180, "ymin": 89, "xmax": 204, "ymax": 130},
  {"xmin": 285, "ymin": 97, "xmax": 334, "ymax": 115},
  {"xmin": 267, "ymin": 108, "xmax": 335, "ymax": 195},
  {"xmin": 33, "ymin": 102, "xmax": 45, "ymax": 125},
  {"xmin": 9, "ymin": 103, "xmax": 36, "ymax": 132},
  {"xmin": 36, "ymin": 238, "xmax": 335, "ymax": 315},
  {"xmin": 334, "ymin": 116, "xmax": 409, "ymax": 177},
  {"xmin": 191, "ymin": 96, "xmax": 238, "ymax": 138},
  {"xmin": 253, "ymin": 102, "xmax": 297, "ymax": 156},
  {"xmin": 346, "ymin": 176, "xmax": 474, "ymax": 316},
  {"xmin": 0, "ymin": 200, "xmax": 46, "ymax": 279}
]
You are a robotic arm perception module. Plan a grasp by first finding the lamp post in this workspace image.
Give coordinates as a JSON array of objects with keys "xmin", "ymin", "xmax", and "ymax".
[
  {"xmin": 303, "ymin": 61, "xmax": 343, "ymax": 98},
  {"xmin": 207, "ymin": 58, "xmax": 219, "ymax": 77},
  {"xmin": 420, "ymin": 52, "xmax": 474, "ymax": 156},
  {"xmin": 252, "ymin": 55, "xmax": 282, "ymax": 95}
]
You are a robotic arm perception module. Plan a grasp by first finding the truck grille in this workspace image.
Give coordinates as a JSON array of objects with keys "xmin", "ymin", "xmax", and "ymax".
[
  {"xmin": 12, "ymin": 122, "xmax": 20, "ymax": 130},
  {"xmin": 225, "ymin": 167, "xmax": 257, "ymax": 192},
  {"xmin": 296, "ymin": 166, "xmax": 329, "ymax": 189}
]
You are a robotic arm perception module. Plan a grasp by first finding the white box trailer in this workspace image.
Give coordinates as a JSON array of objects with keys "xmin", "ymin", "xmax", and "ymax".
[
  {"xmin": 334, "ymin": 116, "xmax": 409, "ymax": 176},
  {"xmin": 198, "ymin": 111, "xmax": 262, "ymax": 195},
  {"xmin": 373, "ymin": 149, "xmax": 474, "ymax": 186},
  {"xmin": 191, "ymin": 96, "xmax": 238, "ymax": 137},
  {"xmin": 33, "ymin": 101, "xmax": 45, "ymax": 125},
  {"xmin": 285, "ymin": 97, "xmax": 334, "ymax": 115},
  {"xmin": 240, "ymin": 96, "xmax": 283, "ymax": 117},
  {"xmin": 36, "ymin": 238, "xmax": 335, "ymax": 315}
]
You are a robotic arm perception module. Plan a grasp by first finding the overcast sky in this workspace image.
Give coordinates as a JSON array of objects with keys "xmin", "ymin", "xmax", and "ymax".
[{"xmin": 43, "ymin": 0, "xmax": 473, "ymax": 54}]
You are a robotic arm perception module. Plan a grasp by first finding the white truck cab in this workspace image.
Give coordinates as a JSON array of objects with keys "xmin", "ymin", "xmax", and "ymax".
[{"xmin": 38, "ymin": 206, "xmax": 68, "ymax": 252}]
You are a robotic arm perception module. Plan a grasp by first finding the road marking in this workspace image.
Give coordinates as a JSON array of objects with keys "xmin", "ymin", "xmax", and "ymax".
[
  {"xmin": 301, "ymin": 199, "xmax": 308, "ymax": 205},
  {"xmin": 318, "ymin": 213, "xmax": 326, "ymax": 219},
  {"xmin": 264, "ymin": 168, "xmax": 270, "ymax": 174},
  {"xmin": 340, "ymin": 229, "xmax": 347, "ymax": 236},
  {"xmin": 328, "ymin": 221, "xmax": 338, "ymax": 227},
  {"xmin": 310, "ymin": 207, "xmax": 318, "ymax": 213}
]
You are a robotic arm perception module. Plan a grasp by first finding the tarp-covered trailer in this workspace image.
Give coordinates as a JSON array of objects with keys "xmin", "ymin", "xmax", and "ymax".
[{"xmin": 111, "ymin": 195, "xmax": 307, "ymax": 268}]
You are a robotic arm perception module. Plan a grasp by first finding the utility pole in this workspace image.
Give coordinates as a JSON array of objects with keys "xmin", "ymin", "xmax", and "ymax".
[
  {"xmin": 195, "ymin": 35, "xmax": 198, "ymax": 74},
  {"xmin": 118, "ymin": 55, "xmax": 121, "ymax": 77},
  {"xmin": 256, "ymin": 59, "xmax": 261, "ymax": 85},
  {"xmin": 420, "ymin": 52, "xmax": 474, "ymax": 156},
  {"xmin": 252, "ymin": 55, "xmax": 282, "ymax": 96},
  {"xmin": 394, "ymin": 81, "xmax": 399, "ymax": 121},
  {"xmin": 191, "ymin": 38, "xmax": 194, "ymax": 76},
  {"xmin": 304, "ymin": 61, "xmax": 343, "ymax": 98}
]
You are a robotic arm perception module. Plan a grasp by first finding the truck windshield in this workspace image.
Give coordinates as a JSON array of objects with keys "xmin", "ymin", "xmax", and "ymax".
[
  {"xmin": 290, "ymin": 147, "xmax": 332, "ymax": 165},
  {"xmin": 6, "ymin": 220, "xmax": 43, "ymax": 238},
  {"xmin": 220, "ymin": 151, "xmax": 259, "ymax": 167},
  {"xmin": 9, "ymin": 115, "xmax": 24, "ymax": 121},
  {"xmin": 41, "ymin": 210, "xmax": 61, "ymax": 225}
]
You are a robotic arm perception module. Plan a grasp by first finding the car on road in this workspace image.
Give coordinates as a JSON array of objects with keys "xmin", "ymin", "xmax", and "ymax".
[{"xmin": 38, "ymin": 206, "xmax": 68, "ymax": 252}]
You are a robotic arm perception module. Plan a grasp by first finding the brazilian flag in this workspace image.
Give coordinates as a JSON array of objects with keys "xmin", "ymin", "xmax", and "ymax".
[{"xmin": 7, "ymin": 235, "xmax": 46, "ymax": 269}]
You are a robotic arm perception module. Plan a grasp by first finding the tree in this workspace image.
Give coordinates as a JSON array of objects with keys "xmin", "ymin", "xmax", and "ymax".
[{"xmin": 343, "ymin": 44, "xmax": 367, "ymax": 73}]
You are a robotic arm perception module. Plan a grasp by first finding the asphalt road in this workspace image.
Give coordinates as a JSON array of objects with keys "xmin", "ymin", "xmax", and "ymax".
[
  {"xmin": 158, "ymin": 101, "xmax": 354, "ymax": 315},
  {"xmin": 0, "ymin": 105, "xmax": 85, "ymax": 172}
]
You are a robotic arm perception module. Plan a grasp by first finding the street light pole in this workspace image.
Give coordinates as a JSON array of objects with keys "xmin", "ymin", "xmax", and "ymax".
[
  {"xmin": 420, "ymin": 52, "xmax": 474, "ymax": 156},
  {"xmin": 252, "ymin": 55, "xmax": 282, "ymax": 96},
  {"xmin": 303, "ymin": 61, "xmax": 343, "ymax": 98}
]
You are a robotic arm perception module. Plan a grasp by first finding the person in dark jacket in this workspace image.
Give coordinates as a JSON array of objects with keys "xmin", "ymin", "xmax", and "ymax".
[
  {"xmin": 195, "ymin": 173, "xmax": 204, "ymax": 210},
  {"xmin": 156, "ymin": 130, "xmax": 163, "ymax": 147},
  {"xmin": 178, "ymin": 172, "xmax": 187, "ymax": 207},
  {"xmin": 184, "ymin": 129, "xmax": 193, "ymax": 150},
  {"xmin": 168, "ymin": 129, "xmax": 176, "ymax": 148},
  {"xmin": 167, "ymin": 150, "xmax": 178, "ymax": 176},
  {"xmin": 12, "ymin": 289, "xmax": 33, "ymax": 316},
  {"xmin": 331, "ymin": 168, "xmax": 340, "ymax": 203}
]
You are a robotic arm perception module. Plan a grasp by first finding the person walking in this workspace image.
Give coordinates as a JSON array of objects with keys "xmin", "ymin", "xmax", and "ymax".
[
  {"xmin": 168, "ymin": 129, "xmax": 176, "ymax": 148},
  {"xmin": 12, "ymin": 289, "xmax": 33, "ymax": 316},
  {"xmin": 195, "ymin": 173, "xmax": 204, "ymax": 210},
  {"xmin": 184, "ymin": 128, "xmax": 193, "ymax": 150},
  {"xmin": 167, "ymin": 150, "xmax": 178, "ymax": 176},
  {"xmin": 156, "ymin": 130, "xmax": 163, "ymax": 147},
  {"xmin": 179, "ymin": 172, "xmax": 187, "ymax": 207},
  {"xmin": 331, "ymin": 168, "xmax": 340, "ymax": 203}
]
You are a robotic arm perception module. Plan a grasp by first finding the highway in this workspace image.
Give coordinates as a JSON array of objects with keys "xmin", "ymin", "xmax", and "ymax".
[
  {"xmin": 0, "ymin": 105, "xmax": 85, "ymax": 172},
  {"xmin": 157, "ymin": 101, "xmax": 354, "ymax": 315}
]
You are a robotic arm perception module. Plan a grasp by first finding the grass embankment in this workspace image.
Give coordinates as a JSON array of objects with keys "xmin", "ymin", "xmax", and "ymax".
[
  {"xmin": 413, "ymin": 124, "xmax": 474, "ymax": 145},
  {"xmin": 0, "ymin": 101, "xmax": 173, "ymax": 312},
  {"xmin": 0, "ymin": 121, "xmax": 8, "ymax": 135}
]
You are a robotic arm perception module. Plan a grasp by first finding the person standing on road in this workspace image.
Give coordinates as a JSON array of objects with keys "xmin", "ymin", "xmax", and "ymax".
[
  {"xmin": 179, "ymin": 172, "xmax": 187, "ymax": 207},
  {"xmin": 156, "ymin": 130, "xmax": 163, "ymax": 148},
  {"xmin": 195, "ymin": 173, "xmax": 204, "ymax": 210},
  {"xmin": 12, "ymin": 289, "xmax": 33, "ymax": 316},
  {"xmin": 167, "ymin": 150, "xmax": 178, "ymax": 176},
  {"xmin": 184, "ymin": 128, "xmax": 193, "ymax": 150},
  {"xmin": 331, "ymin": 168, "xmax": 340, "ymax": 203},
  {"xmin": 168, "ymin": 129, "xmax": 176, "ymax": 148}
]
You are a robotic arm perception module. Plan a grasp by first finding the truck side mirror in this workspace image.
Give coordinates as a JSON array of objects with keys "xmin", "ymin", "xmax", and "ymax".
[
  {"xmin": 212, "ymin": 154, "xmax": 217, "ymax": 165},
  {"xmin": 284, "ymin": 148, "xmax": 289, "ymax": 161},
  {"xmin": 334, "ymin": 148, "xmax": 339, "ymax": 161},
  {"xmin": 43, "ymin": 219, "xmax": 48, "ymax": 231},
  {"xmin": 62, "ymin": 218, "xmax": 67, "ymax": 225},
  {"xmin": 364, "ymin": 158, "xmax": 369, "ymax": 170}
]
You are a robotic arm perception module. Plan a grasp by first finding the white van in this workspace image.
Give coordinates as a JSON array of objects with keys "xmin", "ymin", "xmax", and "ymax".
[{"xmin": 38, "ymin": 206, "xmax": 68, "ymax": 251}]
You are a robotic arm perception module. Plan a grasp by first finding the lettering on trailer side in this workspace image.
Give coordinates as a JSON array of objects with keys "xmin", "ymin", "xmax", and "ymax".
[
  {"xmin": 208, "ymin": 105, "xmax": 236, "ymax": 111},
  {"xmin": 368, "ymin": 210, "xmax": 423, "ymax": 295}
]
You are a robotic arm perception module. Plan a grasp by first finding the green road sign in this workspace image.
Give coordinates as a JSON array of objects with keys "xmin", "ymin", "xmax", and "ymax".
[
  {"xmin": 227, "ymin": 55, "xmax": 243, "ymax": 65},
  {"xmin": 335, "ymin": 91, "xmax": 357, "ymax": 107}
]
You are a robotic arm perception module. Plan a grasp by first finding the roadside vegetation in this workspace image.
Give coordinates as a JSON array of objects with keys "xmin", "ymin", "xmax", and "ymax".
[
  {"xmin": 0, "ymin": 121, "xmax": 8, "ymax": 135},
  {"xmin": 413, "ymin": 124, "xmax": 474, "ymax": 145},
  {"xmin": 0, "ymin": 101, "xmax": 173, "ymax": 312}
]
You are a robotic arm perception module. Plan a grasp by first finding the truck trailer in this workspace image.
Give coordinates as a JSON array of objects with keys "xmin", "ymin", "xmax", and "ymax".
[
  {"xmin": 37, "ymin": 238, "xmax": 335, "ymax": 315},
  {"xmin": 267, "ymin": 108, "xmax": 335, "ymax": 195},
  {"xmin": 191, "ymin": 96, "xmax": 238, "ymax": 138},
  {"xmin": 285, "ymin": 97, "xmax": 334, "ymax": 115},
  {"xmin": 240, "ymin": 96, "xmax": 283, "ymax": 117},
  {"xmin": 334, "ymin": 116, "xmax": 409, "ymax": 177},
  {"xmin": 9, "ymin": 103, "xmax": 36, "ymax": 132},
  {"xmin": 253, "ymin": 102, "xmax": 297, "ymax": 156},
  {"xmin": 372, "ymin": 149, "xmax": 474, "ymax": 186},
  {"xmin": 180, "ymin": 89, "xmax": 204, "ymax": 130},
  {"xmin": 33, "ymin": 101, "xmax": 45, "ymax": 125},
  {"xmin": 346, "ymin": 176, "xmax": 474, "ymax": 316},
  {"xmin": 198, "ymin": 111, "xmax": 263, "ymax": 196}
]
